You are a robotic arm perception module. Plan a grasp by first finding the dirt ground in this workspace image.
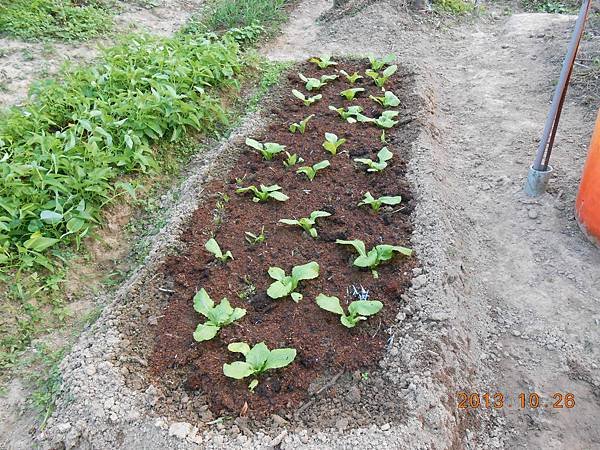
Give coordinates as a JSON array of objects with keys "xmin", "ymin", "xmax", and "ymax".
[{"xmin": 2, "ymin": 0, "xmax": 600, "ymax": 449}]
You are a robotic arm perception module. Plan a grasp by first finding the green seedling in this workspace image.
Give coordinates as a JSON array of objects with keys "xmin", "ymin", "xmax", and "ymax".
[
  {"xmin": 309, "ymin": 56, "xmax": 338, "ymax": 68},
  {"xmin": 283, "ymin": 152, "xmax": 304, "ymax": 168},
  {"xmin": 299, "ymin": 73, "xmax": 338, "ymax": 91},
  {"xmin": 358, "ymin": 192, "xmax": 402, "ymax": 212},
  {"xmin": 316, "ymin": 294, "xmax": 383, "ymax": 328},
  {"xmin": 340, "ymin": 88, "xmax": 365, "ymax": 100},
  {"xmin": 322, "ymin": 133, "xmax": 346, "ymax": 155},
  {"xmin": 245, "ymin": 138, "xmax": 286, "ymax": 161},
  {"xmin": 223, "ymin": 342, "xmax": 296, "ymax": 392},
  {"xmin": 297, "ymin": 160, "xmax": 331, "ymax": 181},
  {"xmin": 372, "ymin": 111, "xmax": 400, "ymax": 129},
  {"xmin": 245, "ymin": 227, "xmax": 266, "ymax": 245},
  {"xmin": 380, "ymin": 130, "xmax": 387, "ymax": 143},
  {"xmin": 369, "ymin": 90, "xmax": 400, "ymax": 107},
  {"xmin": 354, "ymin": 147, "xmax": 393, "ymax": 172},
  {"xmin": 192, "ymin": 288, "xmax": 246, "ymax": 341},
  {"xmin": 339, "ymin": 70, "xmax": 363, "ymax": 84},
  {"xmin": 267, "ymin": 261, "xmax": 320, "ymax": 302},
  {"xmin": 289, "ymin": 114, "xmax": 315, "ymax": 134},
  {"xmin": 292, "ymin": 89, "xmax": 322, "ymax": 106},
  {"xmin": 365, "ymin": 65, "xmax": 398, "ymax": 88},
  {"xmin": 329, "ymin": 105, "xmax": 364, "ymax": 123},
  {"xmin": 205, "ymin": 238, "xmax": 233, "ymax": 263},
  {"xmin": 279, "ymin": 210, "xmax": 331, "ymax": 238},
  {"xmin": 236, "ymin": 184, "xmax": 289, "ymax": 203},
  {"xmin": 369, "ymin": 54, "xmax": 395, "ymax": 71},
  {"xmin": 336, "ymin": 239, "xmax": 412, "ymax": 278}
]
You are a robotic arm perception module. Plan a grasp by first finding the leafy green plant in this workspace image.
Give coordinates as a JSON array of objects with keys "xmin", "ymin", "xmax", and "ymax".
[
  {"xmin": 245, "ymin": 138, "xmax": 286, "ymax": 160},
  {"xmin": 283, "ymin": 151, "xmax": 304, "ymax": 168},
  {"xmin": 267, "ymin": 261, "xmax": 319, "ymax": 302},
  {"xmin": 200, "ymin": 0, "xmax": 288, "ymax": 31},
  {"xmin": 369, "ymin": 91, "xmax": 400, "ymax": 107},
  {"xmin": 205, "ymin": 238, "xmax": 233, "ymax": 263},
  {"xmin": 329, "ymin": 105, "xmax": 364, "ymax": 123},
  {"xmin": 336, "ymin": 239, "xmax": 412, "ymax": 278},
  {"xmin": 279, "ymin": 210, "xmax": 331, "ymax": 238},
  {"xmin": 297, "ymin": 160, "xmax": 331, "ymax": 181},
  {"xmin": 372, "ymin": 111, "xmax": 400, "ymax": 129},
  {"xmin": 236, "ymin": 184, "xmax": 289, "ymax": 202},
  {"xmin": 340, "ymin": 88, "xmax": 365, "ymax": 100},
  {"xmin": 309, "ymin": 56, "xmax": 337, "ymax": 68},
  {"xmin": 289, "ymin": 114, "xmax": 315, "ymax": 134},
  {"xmin": 322, "ymin": 133, "xmax": 346, "ymax": 155},
  {"xmin": 365, "ymin": 65, "xmax": 398, "ymax": 88},
  {"xmin": 369, "ymin": 54, "xmax": 395, "ymax": 71},
  {"xmin": 0, "ymin": 0, "xmax": 113, "ymax": 41},
  {"xmin": 223, "ymin": 342, "xmax": 296, "ymax": 392},
  {"xmin": 434, "ymin": 0, "xmax": 475, "ymax": 14},
  {"xmin": 0, "ymin": 31, "xmax": 244, "ymax": 270},
  {"xmin": 316, "ymin": 294, "xmax": 383, "ymax": 328},
  {"xmin": 299, "ymin": 73, "xmax": 338, "ymax": 91},
  {"xmin": 358, "ymin": 192, "xmax": 402, "ymax": 212},
  {"xmin": 354, "ymin": 147, "xmax": 393, "ymax": 172},
  {"xmin": 339, "ymin": 70, "xmax": 363, "ymax": 84},
  {"xmin": 292, "ymin": 89, "xmax": 322, "ymax": 106},
  {"xmin": 245, "ymin": 227, "xmax": 266, "ymax": 245},
  {"xmin": 192, "ymin": 288, "xmax": 246, "ymax": 341}
]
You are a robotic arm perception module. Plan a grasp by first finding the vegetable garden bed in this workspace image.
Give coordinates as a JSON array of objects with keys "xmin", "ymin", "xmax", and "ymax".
[{"xmin": 125, "ymin": 57, "xmax": 420, "ymax": 420}]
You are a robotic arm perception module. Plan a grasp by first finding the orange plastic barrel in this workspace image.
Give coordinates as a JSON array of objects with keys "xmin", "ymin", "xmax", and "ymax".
[{"xmin": 576, "ymin": 110, "xmax": 600, "ymax": 246}]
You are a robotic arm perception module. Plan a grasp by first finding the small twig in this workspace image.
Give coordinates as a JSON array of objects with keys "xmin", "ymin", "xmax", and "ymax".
[
  {"xmin": 315, "ymin": 370, "xmax": 344, "ymax": 396},
  {"xmin": 371, "ymin": 318, "xmax": 382, "ymax": 338},
  {"xmin": 158, "ymin": 287, "xmax": 175, "ymax": 293}
]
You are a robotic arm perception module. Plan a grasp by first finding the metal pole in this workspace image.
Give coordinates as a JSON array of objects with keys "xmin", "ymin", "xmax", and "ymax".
[{"xmin": 532, "ymin": 0, "xmax": 591, "ymax": 172}]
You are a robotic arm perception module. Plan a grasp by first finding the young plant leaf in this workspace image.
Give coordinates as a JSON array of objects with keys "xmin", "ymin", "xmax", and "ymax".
[
  {"xmin": 369, "ymin": 54, "xmax": 395, "ymax": 71},
  {"xmin": 296, "ymin": 160, "xmax": 331, "ymax": 181},
  {"xmin": 192, "ymin": 288, "xmax": 246, "ymax": 342},
  {"xmin": 283, "ymin": 151, "xmax": 304, "ymax": 168},
  {"xmin": 336, "ymin": 238, "xmax": 412, "ymax": 278},
  {"xmin": 309, "ymin": 56, "xmax": 338, "ymax": 69},
  {"xmin": 267, "ymin": 261, "xmax": 319, "ymax": 301},
  {"xmin": 340, "ymin": 88, "xmax": 365, "ymax": 100},
  {"xmin": 358, "ymin": 192, "xmax": 402, "ymax": 212},
  {"xmin": 289, "ymin": 114, "xmax": 315, "ymax": 134},
  {"xmin": 205, "ymin": 238, "xmax": 233, "ymax": 263},
  {"xmin": 236, "ymin": 184, "xmax": 289, "ymax": 203},
  {"xmin": 299, "ymin": 73, "xmax": 338, "ymax": 91},
  {"xmin": 279, "ymin": 210, "xmax": 331, "ymax": 238},
  {"xmin": 292, "ymin": 89, "xmax": 322, "ymax": 106},
  {"xmin": 339, "ymin": 70, "xmax": 363, "ymax": 84},
  {"xmin": 354, "ymin": 147, "xmax": 393, "ymax": 172},
  {"xmin": 245, "ymin": 138, "xmax": 285, "ymax": 160},
  {"xmin": 369, "ymin": 90, "xmax": 400, "ymax": 107},
  {"xmin": 322, "ymin": 133, "xmax": 346, "ymax": 155},
  {"xmin": 316, "ymin": 294, "xmax": 383, "ymax": 328}
]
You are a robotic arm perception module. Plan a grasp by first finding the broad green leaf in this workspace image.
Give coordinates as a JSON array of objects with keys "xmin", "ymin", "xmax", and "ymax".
[
  {"xmin": 193, "ymin": 323, "xmax": 219, "ymax": 342},
  {"xmin": 378, "ymin": 147, "xmax": 393, "ymax": 162},
  {"xmin": 267, "ymin": 279, "xmax": 293, "ymax": 299},
  {"xmin": 228, "ymin": 342, "xmax": 250, "ymax": 355},
  {"xmin": 264, "ymin": 348, "xmax": 296, "ymax": 370},
  {"xmin": 379, "ymin": 195, "xmax": 402, "ymax": 206},
  {"xmin": 229, "ymin": 308, "xmax": 247, "ymax": 322},
  {"xmin": 205, "ymin": 238, "xmax": 223, "ymax": 258},
  {"xmin": 316, "ymin": 294, "xmax": 344, "ymax": 315},
  {"xmin": 291, "ymin": 292, "xmax": 303, "ymax": 302},
  {"xmin": 313, "ymin": 160, "xmax": 330, "ymax": 171},
  {"xmin": 309, "ymin": 211, "xmax": 331, "ymax": 220},
  {"xmin": 340, "ymin": 315, "xmax": 357, "ymax": 328},
  {"xmin": 291, "ymin": 261, "xmax": 319, "ymax": 281},
  {"xmin": 210, "ymin": 298, "xmax": 235, "ymax": 324},
  {"xmin": 348, "ymin": 300, "xmax": 383, "ymax": 317},
  {"xmin": 40, "ymin": 210, "xmax": 63, "ymax": 225},
  {"xmin": 245, "ymin": 138, "xmax": 263, "ymax": 151},
  {"xmin": 268, "ymin": 266, "xmax": 287, "ymax": 281},
  {"xmin": 383, "ymin": 64, "xmax": 398, "ymax": 77},
  {"xmin": 268, "ymin": 191, "xmax": 289, "ymax": 202},
  {"xmin": 23, "ymin": 235, "xmax": 60, "ymax": 252},
  {"xmin": 223, "ymin": 361, "xmax": 254, "ymax": 379},
  {"xmin": 354, "ymin": 249, "xmax": 380, "ymax": 268},
  {"xmin": 193, "ymin": 288, "xmax": 214, "ymax": 316},
  {"xmin": 335, "ymin": 239, "xmax": 367, "ymax": 257},
  {"xmin": 246, "ymin": 342, "xmax": 270, "ymax": 370},
  {"xmin": 279, "ymin": 219, "xmax": 300, "ymax": 226},
  {"xmin": 262, "ymin": 184, "xmax": 282, "ymax": 192}
]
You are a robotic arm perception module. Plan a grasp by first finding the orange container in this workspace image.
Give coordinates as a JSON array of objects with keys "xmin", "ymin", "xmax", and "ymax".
[{"xmin": 576, "ymin": 110, "xmax": 600, "ymax": 246}]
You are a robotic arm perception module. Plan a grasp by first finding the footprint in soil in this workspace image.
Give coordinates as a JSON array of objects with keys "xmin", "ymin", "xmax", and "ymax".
[{"xmin": 249, "ymin": 292, "xmax": 276, "ymax": 317}]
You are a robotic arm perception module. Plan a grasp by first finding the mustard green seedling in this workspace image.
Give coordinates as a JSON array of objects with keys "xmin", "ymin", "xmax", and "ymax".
[
  {"xmin": 358, "ymin": 192, "xmax": 402, "ymax": 212},
  {"xmin": 193, "ymin": 288, "xmax": 246, "ymax": 342},
  {"xmin": 297, "ymin": 160, "xmax": 331, "ymax": 181},
  {"xmin": 354, "ymin": 147, "xmax": 393, "ymax": 172},
  {"xmin": 372, "ymin": 111, "xmax": 400, "ymax": 128},
  {"xmin": 369, "ymin": 90, "xmax": 400, "ymax": 107},
  {"xmin": 279, "ymin": 210, "xmax": 331, "ymax": 238},
  {"xmin": 205, "ymin": 238, "xmax": 233, "ymax": 263},
  {"xmin": 369, "ymin": 54, "xmax": 395, "ymax": 71},
  {"xmin": 299, "ymin": 73, "xmax": 338, "ymax": 91},
  {"xmin": 236, "ymin": 184, "xmax": 289, "ymax": 202},
  {"xmin": 223, "ymin": 342, "xmax": 296, "ymax": 392},
  {"xmin": 245, "ymin": 138, "xmax": 285, "ymax": 160},
  {"xmin": 292, "ymin": 89, "xmax": 322, "ymax": 106},
  {"xmin": 283, "ymin": 151, "xmax": 304, "ymax": 168},
  {"xmin": 340, "ymin": 88, "xmax": 365, "ymax": 100},
  {"xmin": 245, "ymin": 227, "xmax": 266, "ymax": 245},
  {"xmin": 365, "ymin": 65, "xmax": 398, "ymax": 88},
  {"xmin": 316, "ymin": 294, "xmax": 383, "ymax": 328},
  {"xmin": 322, "ymin": 133, "xmax": 346, "ymax": 155},
  {"xmin": 339, "ymin": 70, "xmax": 363, "ymax": 84},
  {"xmin": 267, "ymin": 261, "xmax": 319, "ymax": 302},
  {"xmin": 289, "ymin": 114, "xmax": 314, "ymax": 134},
  {"xmin": 309, "ymin": 56, "xmax": 337, "ymax": 68},
  {"xmin": 336, "ymin": 239, "xmax": 412, "ymax": 278},
  {"xmin": 329, "ymin": 105, "xmax": 364, "ymax": 123}
]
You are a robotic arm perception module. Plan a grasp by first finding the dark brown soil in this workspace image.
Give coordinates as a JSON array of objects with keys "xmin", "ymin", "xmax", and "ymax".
[{"xmin": 147, "ymin": 59, "xmax": 418, "ymax": 418}]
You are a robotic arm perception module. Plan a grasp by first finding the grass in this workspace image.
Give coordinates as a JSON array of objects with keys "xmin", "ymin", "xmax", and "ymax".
[
  {"xmin": 521, "ymin": 0, "xmax": 579, "ymax": 13},
  {"xmin": 433, "ymin": 0, "xmax": 475, "ymax": 14},
  {"xmin": 187, "ymin": 0, "xmax": 289, "ymax": 34},
  {"xmin": 0, "ymin": 0, "xmax": 114, "ymax": 41}
]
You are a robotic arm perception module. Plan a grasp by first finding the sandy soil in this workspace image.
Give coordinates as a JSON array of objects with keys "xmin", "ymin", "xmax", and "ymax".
[{"xmin": 2, "ymin": 0, "xmax": 599, "ymax": 449}]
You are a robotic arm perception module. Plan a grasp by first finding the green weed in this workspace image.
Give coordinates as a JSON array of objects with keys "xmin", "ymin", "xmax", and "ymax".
[
  {"xmin": 202, "ymin": 0, "xmax": 288, "ymax": 32},
  {"xmin": 433, "ymin": 0, "xmax": 475, "ymax": 14}
]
